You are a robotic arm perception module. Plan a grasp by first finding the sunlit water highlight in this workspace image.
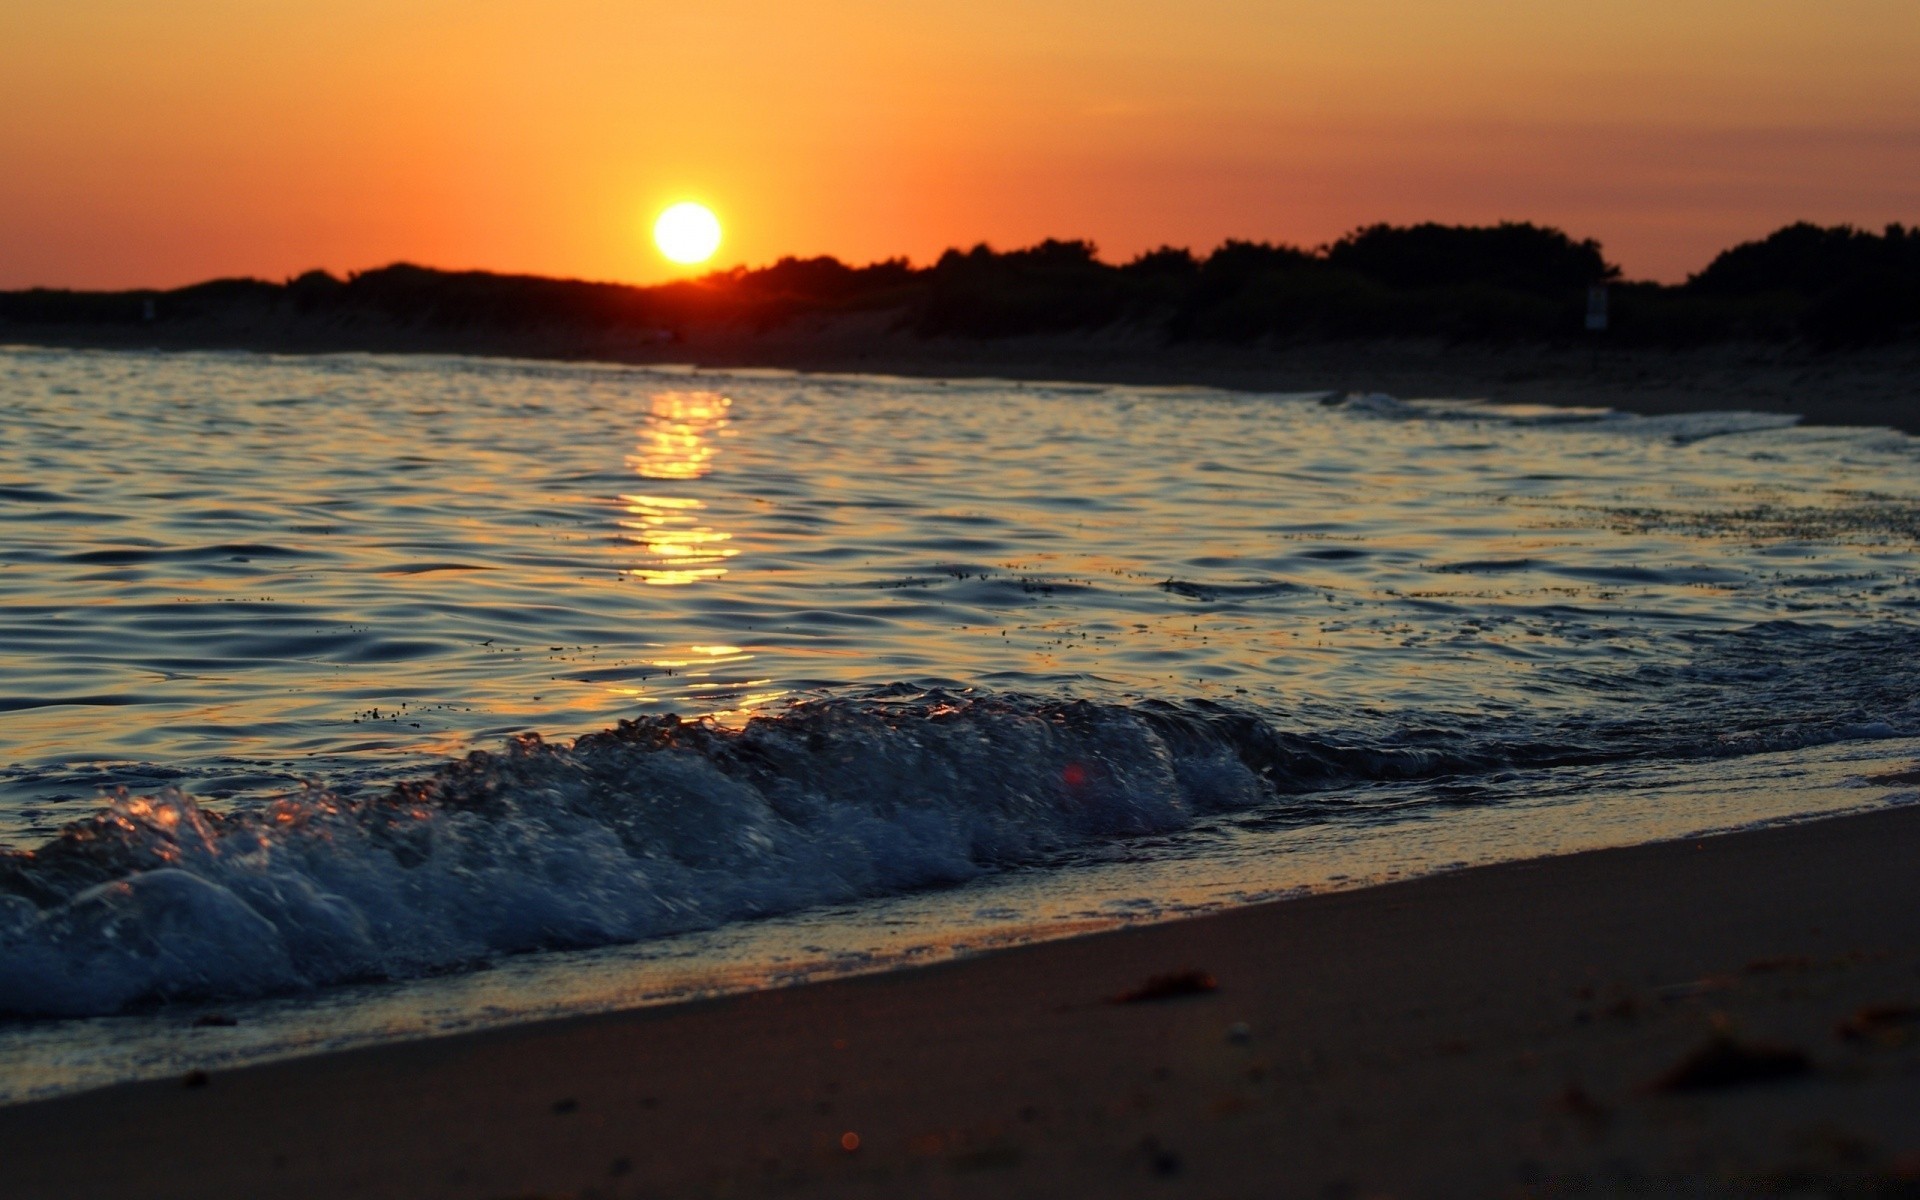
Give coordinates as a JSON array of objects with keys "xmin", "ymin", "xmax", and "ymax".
[{"xmin": 1, "ymin": 346, "xmax": 1918, "ymax": 1097}]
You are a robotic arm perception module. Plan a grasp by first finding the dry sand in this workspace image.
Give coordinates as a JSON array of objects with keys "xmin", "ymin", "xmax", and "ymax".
[{"xmin": 4, "ymin": 801, "xmax": 1919, "ymax": 1199}]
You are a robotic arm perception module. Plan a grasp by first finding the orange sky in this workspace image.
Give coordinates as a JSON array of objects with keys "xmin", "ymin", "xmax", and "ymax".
[{"xmin": 3, "ymin": 0, "xmax": 1917, "ymax": 288}]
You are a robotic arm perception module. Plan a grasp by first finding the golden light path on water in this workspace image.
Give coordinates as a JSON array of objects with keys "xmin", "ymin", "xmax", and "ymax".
[
  {"xmin": 616, "ymin": 391, "xmax": 779, "ymax": 723},
  {"xmin": 622, "ymin": 391, "xmax": 735, "ymax": 583}
]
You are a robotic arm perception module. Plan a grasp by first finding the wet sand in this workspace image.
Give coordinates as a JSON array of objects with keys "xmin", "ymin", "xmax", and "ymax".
[{"xmin": 5, "ymin": 801, "xmax": 1920, "ymax": 1198}]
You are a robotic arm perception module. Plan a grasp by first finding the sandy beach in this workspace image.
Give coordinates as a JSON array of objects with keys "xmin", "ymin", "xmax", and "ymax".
[{"xmin": 3, "ymin": 798, "xmax": 1918, "ymax": 1198}]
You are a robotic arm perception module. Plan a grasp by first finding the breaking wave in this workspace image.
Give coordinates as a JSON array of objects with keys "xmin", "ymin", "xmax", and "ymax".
[{"xmin": 4, "ymin": 667, "xmax": 1918, "ymax": 1018}]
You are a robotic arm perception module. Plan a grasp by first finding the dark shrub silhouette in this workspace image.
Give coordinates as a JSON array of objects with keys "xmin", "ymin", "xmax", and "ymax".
[
  {"xmin": 1686, "ymin": 223, "xmax": 1920, "ymax": 346},
  {"xmin": 1171, "ymin": 242, "xmax": 1378, "ymax": 342},
  {"xmin": 5, "ymin": 221, "xmax": 1915, "ymax": 347},
  {"xmin": 916, "ymin": 240, "xmax": 1131, "ymax": 336},
  {"xmin": 1688, "ymin": 223, "xmax": 1911, "ymax": 295},
  {"xmin": 1326, "ymin": 222, "xmax": 1618, "ymax": 296}
]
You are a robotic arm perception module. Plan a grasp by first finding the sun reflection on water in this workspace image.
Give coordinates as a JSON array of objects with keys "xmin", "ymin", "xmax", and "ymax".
[
  {"xmin": 614, "ymin": 392, "xmax": 781, "ymax": 722},
  {"xmin": 622, "ymin": 392, "xmax": 737, "ymax": 586},
  {"xmin": 629, "ymin": 390, "xmax": 730, "ymax": 481}
]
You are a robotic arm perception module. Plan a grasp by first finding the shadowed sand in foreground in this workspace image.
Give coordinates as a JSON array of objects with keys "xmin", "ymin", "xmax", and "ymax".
[{"xmin": 5, "ymin": 801, "xmax": 1919, "ymax": 1198}]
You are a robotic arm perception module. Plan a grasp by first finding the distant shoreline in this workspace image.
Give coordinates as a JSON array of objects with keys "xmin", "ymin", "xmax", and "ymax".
[
  {"xmin": 9, "ymin": 318, "xmax": 1920, "ymax": 434},
  {"xmin": 9, "ymin": 221, "xmax": 1917, "ymax": 430}
]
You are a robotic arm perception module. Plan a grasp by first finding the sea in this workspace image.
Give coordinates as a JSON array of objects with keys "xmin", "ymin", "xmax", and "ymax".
[{"xmin": 2, "ymin": 344, "xmax": 1918, "ymax": 1100}]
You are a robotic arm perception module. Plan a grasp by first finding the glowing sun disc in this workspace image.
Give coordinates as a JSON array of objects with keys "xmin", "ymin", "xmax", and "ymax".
[{"xmin": 654, "ymin": 202, "xmax": 722, "ymax": 265}]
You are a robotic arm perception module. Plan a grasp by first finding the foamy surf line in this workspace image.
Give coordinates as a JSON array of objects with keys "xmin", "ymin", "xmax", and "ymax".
[
  {"xmin": 1, "ymin": 729, "xmax": 1915, "ymax": 1109},
  {"xmin": 5, "ymin": 681, "xmax": 1919, "ymax": 1021}
]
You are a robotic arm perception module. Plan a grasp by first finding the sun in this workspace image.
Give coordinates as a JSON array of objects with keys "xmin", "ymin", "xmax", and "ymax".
[{"xmin": 653, "ymin": 202, "xmax": 722, "ymax": 265}]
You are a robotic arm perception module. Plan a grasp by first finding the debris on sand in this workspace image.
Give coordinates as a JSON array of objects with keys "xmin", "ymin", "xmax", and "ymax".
[
  {"xmin": 1837, "ymin": 1002, "xmax": 1920, "ymax": 1044},
  {"xmin": 1111, "ymin": 970, "xmax": 1218, "ymax": 1004},
  {"xmin": 1553, "ymin": 1084, "xmax": 1612, "ymax": 1128},
  {"xmin": 1650, "ymin": 1035, "xmax": 1813, "ymax": 1092}
]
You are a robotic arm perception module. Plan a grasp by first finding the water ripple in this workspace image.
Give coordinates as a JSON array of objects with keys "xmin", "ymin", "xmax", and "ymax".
[{"xmin": 0, "ymin": 347, "xmax": 1917, "ymax": 857}]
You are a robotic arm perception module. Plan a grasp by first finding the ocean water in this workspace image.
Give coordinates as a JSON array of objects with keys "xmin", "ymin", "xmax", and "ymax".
[{"xmin": 3, "ymin": 345, "xmax": 1919, "ymax": 1098}]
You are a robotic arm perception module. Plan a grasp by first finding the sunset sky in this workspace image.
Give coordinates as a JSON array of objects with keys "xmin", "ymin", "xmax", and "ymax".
[{"xmin": 4, "ymin": 0, "xmax": 1917, "ymax": 289}]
